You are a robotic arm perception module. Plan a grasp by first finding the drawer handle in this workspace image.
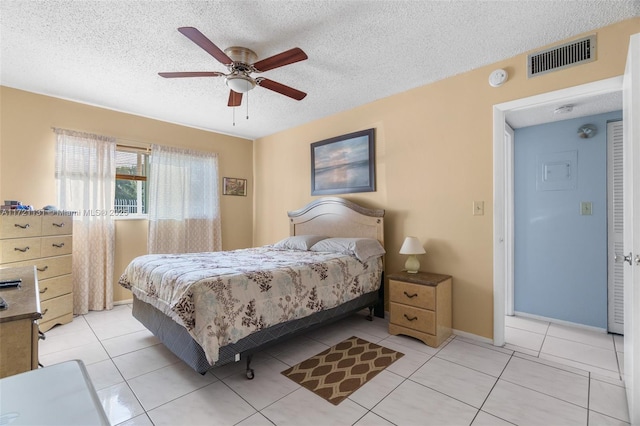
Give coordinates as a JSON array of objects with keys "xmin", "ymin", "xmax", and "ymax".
[
  {"xmin": 14, "ymin": 223, "xmax": 30, "ymax": 229},
  {"xmin": 39, "ymin": 287, "xmax": 48, "ymax": 294},
  {"xmin": 14, "ymin": 246, "xmax": 30, "ymax": 252},
  {"xmin": 403, "ymin": 291, "xmax": 418, "ymax": 299},
  {"xmin": 42, "ymin": 308, "xmax": 49, "ymax": 316},
  {"xmin": 52, "ymin": 222, "xmax": 65, "ymax": 228},
  {"xmin": 403, "ymin": 314, "xmax": 418, "ymax": 322},
  {"xmin": 37, "ymin": 266, "xmax": 49, "ymax": 272},
  {"xmin": 52, "ymin": 243, "xmax": 65, "ymax": 248}
]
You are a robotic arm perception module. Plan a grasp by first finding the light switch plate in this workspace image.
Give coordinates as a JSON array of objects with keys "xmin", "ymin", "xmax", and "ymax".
[
  {"xmin": 473, "ymin": 201, "xmax": 484, "ymax": 216},
  {"xmin": 580, "ymin": 201, "xmax": 592, "ymax": 216}
]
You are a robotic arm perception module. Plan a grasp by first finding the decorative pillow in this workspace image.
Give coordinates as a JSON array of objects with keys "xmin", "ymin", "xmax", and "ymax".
[
  {"xmin": 309, "ymin": 237, "xmax": 386, "ymax": 262},
  {"xmin": 273, "ymin": 235, "xmax": 328, "ymax": 251}
]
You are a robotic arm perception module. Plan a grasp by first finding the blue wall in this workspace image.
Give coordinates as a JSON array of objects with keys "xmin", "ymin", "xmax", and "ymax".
[{"xmin": 514, "ymin": 111, "xmax": 622, "ymax": 329}]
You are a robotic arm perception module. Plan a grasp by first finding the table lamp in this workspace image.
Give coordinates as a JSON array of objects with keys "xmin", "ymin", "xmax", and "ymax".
[{"xmin": 399, "ymin": 236, "xmax": 426, "ymax": 273}]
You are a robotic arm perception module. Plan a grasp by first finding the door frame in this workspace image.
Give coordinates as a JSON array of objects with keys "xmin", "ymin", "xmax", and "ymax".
[
  {"xmin": 492, "ymin": 76, "xmax": 623, "ymax": 346},
  {"xmin": 622, "ymin": 32, "xmax": 639, "ymax": 425}
]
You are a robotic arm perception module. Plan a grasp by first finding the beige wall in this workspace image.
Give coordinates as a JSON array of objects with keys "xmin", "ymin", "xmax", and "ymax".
[
  {"xmin": 1, "ymin": 18, "xmax": 637, "ymax": 336},
  {"xmin": 0, "ymin": 87, "xmax": 254, "ymax": 302},
  {"xmin": 254, "ymin": 18, "xmax": 640, "ymax": 339}
]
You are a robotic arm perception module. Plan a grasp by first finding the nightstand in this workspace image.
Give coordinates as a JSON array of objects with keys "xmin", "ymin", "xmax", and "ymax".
[{"xmin": 388, "ymin": 271, "xmax": 452, "ymax": 347}]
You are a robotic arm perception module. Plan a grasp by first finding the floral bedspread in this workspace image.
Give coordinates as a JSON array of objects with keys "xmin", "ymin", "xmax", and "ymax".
[{"xmin": 118, "ymin": 247, "xmax": 383, "ymax": 364}]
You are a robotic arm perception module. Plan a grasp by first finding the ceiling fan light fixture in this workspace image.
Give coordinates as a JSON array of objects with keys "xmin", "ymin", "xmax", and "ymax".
[
  {"xmin": 578, "ymin": 124, "xmax": 597, "ymax": 139},
  {"xmin": 226, "ymin": 74, "xmax": 255, "ymax": 93}
]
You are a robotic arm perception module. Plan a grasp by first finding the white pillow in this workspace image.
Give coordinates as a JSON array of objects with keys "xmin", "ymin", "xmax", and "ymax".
[
  {"xmin": 273, "ymin": 235, "xmax": 328, "ymax": 251},
  {"xmin": 309, "ymin": 237, "xmax": 386, "ymax": 262}
]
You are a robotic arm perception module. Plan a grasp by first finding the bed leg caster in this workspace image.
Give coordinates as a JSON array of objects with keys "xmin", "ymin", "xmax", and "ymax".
[
  {"xmin": 246, "ymin": 354, "xmax": 255, "ymax": 380},
  {"xmin": 367, "ymin": 306, "xmax": 374, "ymax": 321}
]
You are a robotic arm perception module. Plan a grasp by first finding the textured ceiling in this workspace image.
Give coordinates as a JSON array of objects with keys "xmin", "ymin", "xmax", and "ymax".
[{"xmin": 1, "ymin": 1, "xmax": 638, "ymax": 140}]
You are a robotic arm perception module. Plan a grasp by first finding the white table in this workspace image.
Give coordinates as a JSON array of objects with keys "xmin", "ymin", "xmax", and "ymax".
[{"xmin": 0, "ymin": 360, "xmax": 109, "ymax": 425}]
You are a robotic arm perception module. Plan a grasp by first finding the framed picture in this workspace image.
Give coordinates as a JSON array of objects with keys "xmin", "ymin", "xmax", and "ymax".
[
  {"xmin": 310, "ymin": 128, "xmax": 376, "ymax": 195},
  {"xmin": 223, "ymin": 177, "xmax": 247, "ymax": 196}
]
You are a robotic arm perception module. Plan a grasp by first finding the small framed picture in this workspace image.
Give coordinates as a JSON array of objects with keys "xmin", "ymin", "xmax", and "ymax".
[{"xmin": 223, "ymin": 177, "xmax": 247, "ymax": 196}]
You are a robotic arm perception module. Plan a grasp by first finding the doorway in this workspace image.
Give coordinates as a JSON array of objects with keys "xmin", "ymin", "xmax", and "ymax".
[
  {"xmin": 510, "ymin": 111, "xmax": 621, "ymax": 331},
  {"xmin": 492, "ymin": 76, "xmax": 624, "ymax": 347},
  {"xmin": 495, "ymin": 32, "xmax": 640, "ymax": 425}
]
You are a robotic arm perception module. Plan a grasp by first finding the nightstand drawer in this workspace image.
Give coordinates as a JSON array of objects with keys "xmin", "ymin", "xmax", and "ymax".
[
  {"xmin": 390, "ymin": 302, "xmax": 435, "ymax": 334},
  {"xmin": 389, "ymin": 279, "xmax": 435, "ymax": 310}
]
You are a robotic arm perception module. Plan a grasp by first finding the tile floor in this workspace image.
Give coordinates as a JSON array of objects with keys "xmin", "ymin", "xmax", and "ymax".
[
  {"xmin": 37, "ymin": 305, "xmax": 630, "ymax": 426},
  {"xmin": 504, "ymin": 315, "xmax": 625, "ymax": 380}
]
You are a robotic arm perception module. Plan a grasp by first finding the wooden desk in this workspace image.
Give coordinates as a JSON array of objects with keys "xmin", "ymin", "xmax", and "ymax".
[{"xmin": 0, "ymin": 266, "xmax": 41, "ymax": 378}]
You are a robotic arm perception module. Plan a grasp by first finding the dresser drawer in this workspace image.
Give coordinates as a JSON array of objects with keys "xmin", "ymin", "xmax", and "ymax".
[
  {"xmin": 41, "ymin": 235, "xmax": 73, "ymax": 257},
  {"xmin": 389, "ymin": 280, "xmax": 435, "ymax": 310},
  {"xmin": 0, "ymin": 238, "xmax": 41, "ymax": 263},
  {"xmin": 40, "ymin": 293, "xmax": 73, "ymax": 323},
  {"xmin": 390, "ymin": 302, "xmax": 435, "ymax": 334},
  {"xmin": 0, "ymin": 215, "xmax": 42, "ymax": 239},
  {"xmin": 34, "ymin": 255, "xmax": 72, "ymax": 280},
  {"xmin": 41, "ymin": 215, "xmax": 73, "ymax": 236},
  {"xmin": 6, "ymin": 255, "xmax": 72, "ymax": 280},
  {"xmin": 39, "ymin": 274, "xmax": 72, "ymax": 302}
]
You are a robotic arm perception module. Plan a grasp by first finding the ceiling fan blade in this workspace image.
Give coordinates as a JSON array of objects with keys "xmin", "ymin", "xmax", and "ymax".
[
  {"xmin": 228, "ymin": 90, "xmax": 243, "ymax": 107},
  {"xmin": 256, "ymin": 78, "xmax": 307, "ymax": 100},
  {"xmin": 158, "ymin": 71, "xmax": 224, "ymax": 78},
  {"xmin": 252, "ymin": 47, "xmax": 308, "ymax": 72},
  {"xmin": 177, "ymin": 27, "xmax": 233, "ymax": 66}
]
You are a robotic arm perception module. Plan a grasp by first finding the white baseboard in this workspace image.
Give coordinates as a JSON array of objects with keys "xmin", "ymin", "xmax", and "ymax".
[
  {"xmin": 452, "ymin": 329, "xmax": 493, "ymax": 345},
  {"xmin": 513, "ymin": 311, "xmax": 608, "ymax": 334},
  {"xmin": 114, "ymin": 299, "xmax": 133, "ymax": 306}
]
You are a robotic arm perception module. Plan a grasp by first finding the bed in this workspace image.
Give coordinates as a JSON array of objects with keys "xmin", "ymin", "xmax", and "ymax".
[{"xmin": 118, "ymin": 197, "xmax": 385, "ymax": 378}]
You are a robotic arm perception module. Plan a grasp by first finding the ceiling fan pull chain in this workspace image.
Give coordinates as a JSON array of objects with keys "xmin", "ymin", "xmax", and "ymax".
[
  {"xmin": 246, "ymin": 91, "xmax": 249, "ymax": 120},
  {"xmin": 233, "ymin": 105, "xmax": 236, "ymax": 126}
]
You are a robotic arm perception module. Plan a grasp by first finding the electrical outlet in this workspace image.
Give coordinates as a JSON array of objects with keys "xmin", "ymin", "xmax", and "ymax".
[
  {"xmin": 581, "ymin": 201, "xmax": 592, "ymax": 216},
  {"xmin": 473, "ymin": 201, "xmax": 484, "ymax": 216}
]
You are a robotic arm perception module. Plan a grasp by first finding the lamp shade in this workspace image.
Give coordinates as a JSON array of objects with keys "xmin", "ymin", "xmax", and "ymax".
[{"xmin": 399, "ymin": 236, "xmax": 426, "ymax": 255}]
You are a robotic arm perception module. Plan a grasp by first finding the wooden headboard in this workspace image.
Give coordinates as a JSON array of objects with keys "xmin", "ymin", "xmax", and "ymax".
[{"xmin": 288, "ymin": 197, "xmax": 385, "ymax": 246}]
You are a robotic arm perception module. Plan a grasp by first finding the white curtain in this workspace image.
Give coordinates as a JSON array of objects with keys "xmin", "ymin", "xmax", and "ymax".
[
  {"xmin": 148, "ymin": 144, "xmax": 221, "ymax": 254},
  {"xmin": 55, "ymin": 128, "xmax": 116, "ymax": 314}
]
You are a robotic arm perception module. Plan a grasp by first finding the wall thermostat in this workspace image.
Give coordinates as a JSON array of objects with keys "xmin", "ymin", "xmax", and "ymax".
[{"xmin": 489, "ymin": 69, "xmax": 508, "ymax": 87}]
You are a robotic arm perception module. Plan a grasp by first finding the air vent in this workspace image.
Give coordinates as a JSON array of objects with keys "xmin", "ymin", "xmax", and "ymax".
[{"xmin": 528, "ymin": 35, "xmax": 596, "ymax": 78}]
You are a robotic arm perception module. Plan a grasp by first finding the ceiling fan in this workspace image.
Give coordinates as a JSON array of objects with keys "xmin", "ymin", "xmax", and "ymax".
[{"xmin": 159, "ymin": 27, "xmax": 308, "ymax": 107}]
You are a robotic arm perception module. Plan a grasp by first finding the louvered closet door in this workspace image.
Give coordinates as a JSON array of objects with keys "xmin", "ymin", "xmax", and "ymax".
[{"xmin": 608, "ymin": 120, "xmax": 624, "ymax": 334}]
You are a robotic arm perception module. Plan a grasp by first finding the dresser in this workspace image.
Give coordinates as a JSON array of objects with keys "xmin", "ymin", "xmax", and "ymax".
[
  {"xmin": 0, "ymin": 211, "xmax": 73, "ymax": 332},
  {"xmin": 388, "ymin": 271, "xmax": 452, "ymax": 347},
  {"xmin": 0, "ymin": 266, "xmax": 41, "ymax": 378}
]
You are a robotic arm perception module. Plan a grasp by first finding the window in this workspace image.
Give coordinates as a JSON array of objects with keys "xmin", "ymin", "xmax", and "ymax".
[
  {"xmin": 115, "ymin": 146, "xmax": 149, "ymax": 215},
  {"xmin": 147, "ymin": 144, "xmax": 221, "ymax": 253}
]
